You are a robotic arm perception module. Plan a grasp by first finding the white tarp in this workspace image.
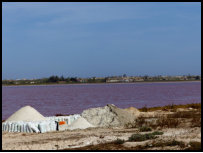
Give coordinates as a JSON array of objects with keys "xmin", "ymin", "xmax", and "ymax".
[
  {"xmin": 2, "ymin": 114, "xmax": 81, "ymax": 133},
  {"xmin": 2, "ymin": 120, "xmax": 57, "ymax": 133},
  {"xmin": 45, "ymin": 114, "xmax": 81, "ymax": 125}
]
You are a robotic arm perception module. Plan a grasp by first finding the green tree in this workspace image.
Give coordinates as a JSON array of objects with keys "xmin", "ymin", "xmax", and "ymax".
[
  {"xmin": 70, "ymin": 77, "xmax": 78, "ymax": 82},
  {"xmin": 47, "ymin": 75, "xmax": 59, "ymax": 83},
  {"xmin": 123, "ymin": 74, "xmax": 127, "ymax": 77},
  {"xmin": 60, "ymin": 75, "xmax": 65, "ymax": 81},
  {"xmin": 195, "ymin": 76, "xmax": 200, "ymax": 80},
  {"xmin": 143, "ymin": 75, "xmax": 149, "ymax": 81}
]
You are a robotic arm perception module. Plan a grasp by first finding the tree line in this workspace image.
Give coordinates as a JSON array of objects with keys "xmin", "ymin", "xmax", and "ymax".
[{"xmin": 2, "ymin": 74, "xmax": 201, "ymax": 85}]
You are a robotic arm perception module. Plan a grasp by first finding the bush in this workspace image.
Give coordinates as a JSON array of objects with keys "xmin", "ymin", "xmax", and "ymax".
[
  {"xmin": 47, "ymin": 75, "xmax": 59, "ymax": 83},
  {"xmin": 139, "ymin": 126, "xmax": 152, "ymax": 132},
  {"xmin": 152, "ymin": 131, "xmax": 163, "ymax": 135},
  {"xmin": 128, "ymin": 134, "xmax": 148, "ymax": 142},
  {"xmin": 167, "ymin": 140, "xmax": 184, "ymax": 147},
  {"xmin": 128, "ymin": 131, "xmax": 162, "ymax": 142},
  {"xmin": 114, "ymin": 138, "xmax": 125, "ymax": 144},
  {"xmin": 145, "ymin": 133, "xmax": 157, "ymax": 140},
  {"xmin": 139, "ymin": 105, "xmax": 148, "ymax": 112},
  {"xmin": 152, "ymin": 140, "xmax": 185, "ymax": 148}
]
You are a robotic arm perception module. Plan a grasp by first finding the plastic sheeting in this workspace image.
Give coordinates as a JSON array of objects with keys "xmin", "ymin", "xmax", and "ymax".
[
  {"xmin": 46, "ymin": 114, "xmax": 81, "ymax": 125},
  {"xmin": 38, "ymin": 121, "xmax": 57, "ymax": 133},
  {"xmin": 2, "ymin": 114, "xmax": 81, "ymax": 133},
  {"xmin": 2, "ymin": 120, "xmax": 57, "ymax": 133}
]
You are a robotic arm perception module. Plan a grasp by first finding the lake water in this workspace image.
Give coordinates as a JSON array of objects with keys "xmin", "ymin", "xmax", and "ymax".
[{"xmin": 2, "ymin": 81, "xmax": 201, "ymax": 120}]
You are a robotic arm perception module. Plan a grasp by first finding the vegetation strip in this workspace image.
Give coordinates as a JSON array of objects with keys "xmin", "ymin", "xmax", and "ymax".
[{"xmin": 2, "ymin": 74, "xmax": 200, "ymax": 86}]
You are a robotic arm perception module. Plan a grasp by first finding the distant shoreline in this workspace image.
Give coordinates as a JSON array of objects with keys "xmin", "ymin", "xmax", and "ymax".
[{"xmin": 2, "ymin": 80, "xmax": 201, "ymax": 87}]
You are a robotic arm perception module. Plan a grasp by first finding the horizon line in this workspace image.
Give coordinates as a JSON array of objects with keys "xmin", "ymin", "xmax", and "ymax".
[{"xmin": 2, "ymin": 74, "xmax": 201, "ymax": 80}]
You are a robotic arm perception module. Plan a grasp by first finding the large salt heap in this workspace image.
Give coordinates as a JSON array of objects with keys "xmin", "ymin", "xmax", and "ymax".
[
  {"xmin": 6, "ymin": 106, "xmax": 47, "ymax": 122},
  {"xmin": 3, "ymin": 106, "xmax": 57, "ymax": 133},
  {"xmin": 81, "ymin": 104, "xmax": 137, "ymax": 127}
]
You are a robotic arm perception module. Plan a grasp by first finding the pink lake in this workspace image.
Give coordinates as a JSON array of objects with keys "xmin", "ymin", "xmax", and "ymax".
[{"xmin": 2, "ymin": 81, "xmax": 201, "ymax": 120}]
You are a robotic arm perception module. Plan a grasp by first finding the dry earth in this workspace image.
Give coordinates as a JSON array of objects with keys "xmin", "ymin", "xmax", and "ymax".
[
  {"xmin": 2, "ymin": 106, "xmax": 201, "ymax": 150},
  {"xmin": 2, "ymin": 126, "xmax": 201, "ymax": 150},
  {"xmin": 2, "ymin": 127, "xmax": 139, "ymax": 150}
]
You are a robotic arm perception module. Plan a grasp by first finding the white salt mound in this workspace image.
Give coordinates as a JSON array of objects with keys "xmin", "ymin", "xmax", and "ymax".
[
  {"xmin": 6, "ymin": 106, "xmax": 47, "ymax": 122},
  {"xmin": 67, "ymin": 117, "xmax": 95, "ymax": 130}
]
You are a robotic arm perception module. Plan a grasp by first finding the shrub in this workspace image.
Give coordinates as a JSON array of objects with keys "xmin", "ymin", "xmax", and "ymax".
[
  {"xmin": 167, "ymin": 140, "xmax": 184, "ymax": 147},
  {"xmin": 152, "ymin": 131, "xmax": 163, "ymax": 135},
  {"xmin": 114, "ymin": 138, "xmax": 125, "ymax": 144},
  {"xmin": 128, "ymin": 134, "xmax": 148, "ymax": 142},
  {"xmin": 145, "ymin": 133, "xmax": 157, "ymax": 139},
  {"xmin": 139, "ymin": 105, "xmax": 148, "ymax": 112},
  {"xmin": 139, "ymin": 126, "xmax": 152, "ymax": 132},
  {"xmin": 152, "ymin": 140, "xmax": 185, "ymax": 148},
  {"xmin": 128, "ymin": 131, "xmax": 162, "ymax": 142}
]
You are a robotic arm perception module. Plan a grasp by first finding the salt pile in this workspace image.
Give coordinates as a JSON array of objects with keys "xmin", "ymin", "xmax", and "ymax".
[
  {"xmin": 66, "ymin": 117, "xmax": 95, "ymax": 130},
  {"xmin": 82, "ymin": 104, "xmax": 137, "ymax": 127},
  {"xmin": 6, "ymin": 106, "xmax": 47, "ymax": 122}
]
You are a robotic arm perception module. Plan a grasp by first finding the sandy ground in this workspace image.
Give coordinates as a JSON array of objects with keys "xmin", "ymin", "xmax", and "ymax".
[
  {"xmin": 2, "ymin": 126, "xmax": 201, "ymax": 150},
  {"xmin": 2, "ymin": 106, "xmax": 201, "ymax": 150},
  {"xmin": 2, "ymin": 127, "xmax": 138, "ymax": 150}
]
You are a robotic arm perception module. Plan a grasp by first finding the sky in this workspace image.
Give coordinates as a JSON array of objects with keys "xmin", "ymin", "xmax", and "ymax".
[{"xmin": 2, "ymin": 2, "xmax": 201, "ymax": 79}]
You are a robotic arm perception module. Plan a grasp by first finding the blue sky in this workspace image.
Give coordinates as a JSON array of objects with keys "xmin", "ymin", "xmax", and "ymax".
[{"xmin": 2, "ymin": 2, "xmax": 201, "ymax": 79}]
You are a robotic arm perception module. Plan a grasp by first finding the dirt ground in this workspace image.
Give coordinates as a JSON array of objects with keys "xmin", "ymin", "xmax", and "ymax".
[
  {"xmin": 2, "ymin": 105, "xmax": 201, "ymax": 150},
  {"xmin": 2, "ymin": 127, "xmax": 138, "ymax": 150},
  {"xmin": 2, "ymin": 126, "xmax": 201, "ymax": 150}
]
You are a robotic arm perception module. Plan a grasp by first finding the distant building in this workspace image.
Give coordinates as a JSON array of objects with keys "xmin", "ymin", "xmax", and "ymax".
[{"xmin": 106, "ymin": 79, "xmax": 120, "ymax": 83}]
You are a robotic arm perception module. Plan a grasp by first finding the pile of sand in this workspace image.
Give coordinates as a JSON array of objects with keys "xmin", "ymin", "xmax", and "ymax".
[
  {"xmin": 66, "ymin": 117, "xmax": 95, "ymax": 130},
  {"xmin": 6, "ymin": 106, "xmax": 47, "ymax": 122},
  {"xmin": 81, "ymin": 104, "xmax": 137, "ymax": 127}
]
